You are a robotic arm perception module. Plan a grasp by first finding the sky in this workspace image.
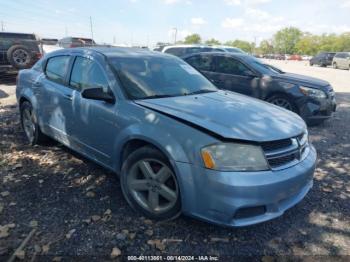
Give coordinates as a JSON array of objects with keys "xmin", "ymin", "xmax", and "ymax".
[{"xmin": 1, "ymin": 0, "xmax": 350, "ymax": 47}]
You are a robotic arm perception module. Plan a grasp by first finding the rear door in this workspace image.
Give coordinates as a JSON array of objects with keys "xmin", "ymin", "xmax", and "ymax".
[
  {"xmin": 185, "ymin": 54, "xmax": 216, "ymax": 82},
  {"xmin": 211, "ymin": 56, "xmax": 257, "ymax": 96},
  {"xmin": 39, "ymin": 55, "xmax": 76, "ymax": 143}
]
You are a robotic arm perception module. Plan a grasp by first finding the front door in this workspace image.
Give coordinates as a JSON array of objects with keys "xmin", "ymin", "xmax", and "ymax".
[{"xmin": 68, "ymin": 56, "xmax": 119, "ymax": 166}]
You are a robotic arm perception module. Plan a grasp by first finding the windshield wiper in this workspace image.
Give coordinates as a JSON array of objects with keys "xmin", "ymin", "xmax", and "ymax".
[
  {"xmin": 141, "ymin": 94, "xmax": 177, "ymax": 99},
  {"xmin": 183, "ymin": 89, "xmax": 217, "ymax": 96}
]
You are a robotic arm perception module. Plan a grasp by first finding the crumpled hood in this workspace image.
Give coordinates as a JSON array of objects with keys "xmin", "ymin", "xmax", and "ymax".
[
  {"xmin": 272, "ymin": 72, "xmax": 330, "ymax": 88},
  {"xmin": 136, "ymin": 91, "xmax": 306, "ymax": 142}
]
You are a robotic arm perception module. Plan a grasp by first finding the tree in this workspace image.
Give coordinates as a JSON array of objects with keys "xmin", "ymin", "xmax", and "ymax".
[
  {"xmin": 225, "ymin": 40, "xmax": 255, "ymax": 53},
  {"xmin": 205, "ymin": 38, "xmax": 221, "ymax": 45},
  {"xmin": 184, "ymin": 34, "xmax": 201, "ymax": 44},
  {"xmin": 295, "ymin": 33, "xmax": 320, "ymax": 55},
  {"xmin": 259, "ymin": 40, "xmax": 274, "ymax": 54},
  {"xmin": 273, "ymin": 27, "xmax": 302, "ymax": 54},
  {"xmin": 335, "ymin": 33, "xmax": 350, "ymax": 51}
]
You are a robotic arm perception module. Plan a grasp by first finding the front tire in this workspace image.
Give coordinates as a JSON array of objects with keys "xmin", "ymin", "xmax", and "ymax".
[
  {"xmin": 120, "ymin": 146, "xmax": 181, "ymax": 221},
  {"xmin": 20, "ymin": 101, "xmax": 48, "ymax": 145},
  {"xmin": 267, "ymin": 94, "xmax": 297, "ymax": 113},
  {"xmin": 333, "ymin": 63, "xmax": 338, "ymax": 69}
]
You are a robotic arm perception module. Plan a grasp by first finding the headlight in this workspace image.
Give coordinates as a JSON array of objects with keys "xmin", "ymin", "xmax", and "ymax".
[
  {"xmin": 299, "ymin": 86, "xmax": 326, "ymax": 99},
  {"xmin": 201, "ymin": 143, "xmax": 269, "ymax": 171}
]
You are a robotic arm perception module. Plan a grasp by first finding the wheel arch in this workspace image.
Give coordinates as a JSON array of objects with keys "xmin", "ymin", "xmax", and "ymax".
[
  {"xmin": 19, "ymin": 96, "xmax": 31, "ymax": 106},
  {"xmin": 115, "ymin": 133, "xmax": 190, "ymax": 174},
  {"xmin": 265, "ymin": 91, "xmax": 299, "ymax": 114}
]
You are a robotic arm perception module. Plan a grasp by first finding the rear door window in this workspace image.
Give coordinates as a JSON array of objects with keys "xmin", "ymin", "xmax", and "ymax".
[
  {"xmin": 186, "ymin": 55, "xmax": 214, "ymax": 71},
  {"xmin": 45, "ymin": 56, "xmax": 70, "ymax": 84}
]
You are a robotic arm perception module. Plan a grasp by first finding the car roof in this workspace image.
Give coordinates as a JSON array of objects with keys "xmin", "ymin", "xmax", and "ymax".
[
  {"xmin": 162, "ymin": 44, "xmax": 213, "ymax": 50},
  {"xmin": 182, "ymin": 51, "xmax": 250, "ymax": 60},
  {"xmin": 45, "ymin": 46, "xmax": 175, "ymax": 59},
  {"xmin": 0, "ymin": 32, "xmax": 35, "ymax": 36},
  {"xmin": 211, "ymin": 45, "xmax": 241, "ymax": 49}
]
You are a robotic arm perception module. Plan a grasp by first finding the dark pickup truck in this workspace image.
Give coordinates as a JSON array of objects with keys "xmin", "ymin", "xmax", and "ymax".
[{"xmin": 0, "ymin": 32, "xmax": 42, "ymax": 73}]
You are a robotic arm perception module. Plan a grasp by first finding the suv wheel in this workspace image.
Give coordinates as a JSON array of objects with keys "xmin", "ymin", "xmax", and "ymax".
[
  {"xmin": 20, "ymin": 101, "xmax": 48, "ymax": 145},
  {"xmin": 333, "ymin": 62, "xmax": 338, "ymax": 69},
  {"xmin": 267, "ymin": 95, "xmax": 296, "ymax": 112},
  {"xmin": 121, "ymin": 146, "xmax": 181, "ymax": 221},
  {"xmin": 7, "ymin": 45, "xmax": 34, "ymax": 69}
]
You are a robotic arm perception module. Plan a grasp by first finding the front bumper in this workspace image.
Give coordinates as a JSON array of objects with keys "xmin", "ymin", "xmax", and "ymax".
[
  {"xmin": 175, "ymin": 145, "xmax": 316, "ymax": 227},
  {"xmin": 299, "ymin": 95, "xmax": 336, "ymax": 123}
]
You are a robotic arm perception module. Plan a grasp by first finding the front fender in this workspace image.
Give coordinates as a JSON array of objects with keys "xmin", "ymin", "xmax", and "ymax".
[{"xmin": 112, "ymin": 123, "xmax": 191, "ymax": 173}]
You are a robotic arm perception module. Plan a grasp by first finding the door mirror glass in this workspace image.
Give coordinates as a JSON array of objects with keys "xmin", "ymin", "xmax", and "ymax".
[{"xmin": 81, "ymin": 87, "xmax": 115, "ymax": 103}]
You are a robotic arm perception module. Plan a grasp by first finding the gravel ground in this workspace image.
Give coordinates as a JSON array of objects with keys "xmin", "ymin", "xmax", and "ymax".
[{"xmin": 0, "ymin": 69, "xmax": 350, "ymax": 260}]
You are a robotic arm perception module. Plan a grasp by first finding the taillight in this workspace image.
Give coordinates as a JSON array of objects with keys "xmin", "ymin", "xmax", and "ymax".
[{"xmin": 36, "ymin": 53, "xmax": 42, "ymax": 59}]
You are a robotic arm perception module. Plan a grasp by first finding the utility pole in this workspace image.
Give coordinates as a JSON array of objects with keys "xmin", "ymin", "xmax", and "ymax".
[
  {"xmin": 173, "ymin": 28, "xmax": 177, "ymax": 44},
  {"xmin": 1, "ymin": 21, "xmax": 4, "ymax": 32},
  {"xmin": 254, "ymin": 36, "xmax": 257, "ymax": 54},
  {"xmin": 89, "ymin": 16, "xmax": 94, "ymax": 39}
]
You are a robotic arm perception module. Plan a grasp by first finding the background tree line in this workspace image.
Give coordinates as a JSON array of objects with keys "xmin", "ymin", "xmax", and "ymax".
[{"xmin": 180, "ymin": 27, "xmax": 350, "ymax": 55}]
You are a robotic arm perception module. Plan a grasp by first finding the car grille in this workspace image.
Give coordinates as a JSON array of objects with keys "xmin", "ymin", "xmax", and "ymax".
[
  {"xmin": 261, "ymin": 138, "xmax": 292, "ymax": 152},
  {"xmin": 262, "ymin": 132, "xmax": 309, "ymax": 170}
]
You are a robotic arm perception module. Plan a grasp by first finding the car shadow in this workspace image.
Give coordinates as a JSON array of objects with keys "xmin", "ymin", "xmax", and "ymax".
[
  {"xmin": 0, "ymin": 89, "xmax": 9, "ymax": 99},
  {"xmin": 0, "ymin": 71, "xmax": 17, "ymax": 86}
]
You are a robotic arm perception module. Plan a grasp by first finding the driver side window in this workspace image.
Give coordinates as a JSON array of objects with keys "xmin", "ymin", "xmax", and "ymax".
[
  {"xmin": 215, "ymin": 56, "xmax": 252, "ymax": 76},
  {"xmin": 70, "ymin": 57, "xmax": 109, "ymax": 92}
]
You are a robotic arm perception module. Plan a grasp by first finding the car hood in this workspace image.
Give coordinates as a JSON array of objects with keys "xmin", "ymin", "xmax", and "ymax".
[
  {"xmin": 135, "ymin": 91, "xmax": 306, "ymax": 142},
  {"xmin": 271, "ymin": 72, "xmax": 330, "ymax": 87}
]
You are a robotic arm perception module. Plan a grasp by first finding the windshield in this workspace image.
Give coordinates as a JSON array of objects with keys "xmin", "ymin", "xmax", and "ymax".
[
  {"xmin": 249, "ymin": 57, "xmax": 284, "ymax": 74},
  {"xmin": 109, "ymin": 56, "xmax": 217, "ymax": 99}
]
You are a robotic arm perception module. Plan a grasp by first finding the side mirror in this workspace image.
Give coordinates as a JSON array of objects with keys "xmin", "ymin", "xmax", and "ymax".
[{"xmin": 81, "ymin": 87, "xmax": 115, "ymax": 103}]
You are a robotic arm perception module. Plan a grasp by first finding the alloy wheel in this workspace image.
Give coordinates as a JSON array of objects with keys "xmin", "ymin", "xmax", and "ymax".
[
  {"xmin": 127, "ymin": 159, "xmax": 179, "ymax": 214},
  {"xmin": 22, "ymin": 107, "xmax": 35, "ymax": 143},
  {"xmin": 270, "ymin": 97, "xmax": 293, "ymax": 111}
]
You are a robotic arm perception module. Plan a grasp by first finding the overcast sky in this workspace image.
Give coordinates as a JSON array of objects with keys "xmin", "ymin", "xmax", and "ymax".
[{"xmin": 1, "ymin": 0, "xmax": 350, "ymax": 46}]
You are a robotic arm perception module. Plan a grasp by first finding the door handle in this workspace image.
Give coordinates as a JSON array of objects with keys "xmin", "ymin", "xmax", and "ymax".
[
  {"xmin": 63, "ymin": 94, "xmax": 72, "ymax": 101},
  {"xmin": 33, "ymin": 81, "xmax": 41, "ymax": 87}
]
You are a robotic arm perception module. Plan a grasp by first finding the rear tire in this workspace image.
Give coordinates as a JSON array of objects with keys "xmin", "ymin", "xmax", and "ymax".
[
  {"xmin": 267, "ymin": 94, "xmax": 297, "ymax": 113},
  {"xmin": 333, "ymin": 62, "xmax": 338, "ymax": 69},
  {"xmin": 120, "ymin": 146, "xmax": 181, "ymax": 221},
  {"xmin": 20, "ymin": 101, "xmax": 49, "ymax": 145},
  {"xmin": 7, "ymin": 45, "xmax": 34, "ymax": 69}
]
